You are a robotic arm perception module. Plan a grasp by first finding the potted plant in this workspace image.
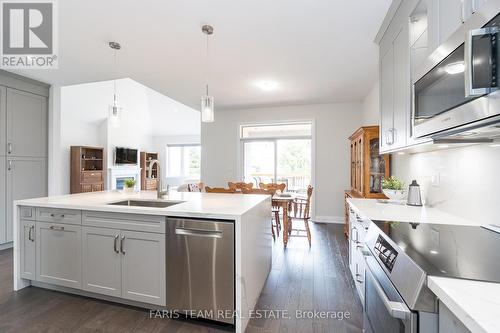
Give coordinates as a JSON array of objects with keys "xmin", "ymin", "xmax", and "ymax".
[
  {"xmin": 382, "ymin": 176, "xmax": 406, "ymax": 200},
  {"xmin": 124, "ymin": 179, "xmax": 136, "ymax": 193}
]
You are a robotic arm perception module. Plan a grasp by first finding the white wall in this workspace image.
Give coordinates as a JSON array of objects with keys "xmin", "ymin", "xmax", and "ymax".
[
  {"xmin": 50, "ymin": 78, "xmax": 200, "ymax": 195},
  {"xmin": 201, "ymin": 102, "xmax": 363, "ymax": 221},
  {"xmin": 362, "ymin": 81, "xmax": 380, "ymax": 126}
]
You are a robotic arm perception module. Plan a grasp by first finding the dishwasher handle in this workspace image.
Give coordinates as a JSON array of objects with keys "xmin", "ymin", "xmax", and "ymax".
[{"xmin": 175, "ymin": 227, "xmax": 223, "ymax": 239}]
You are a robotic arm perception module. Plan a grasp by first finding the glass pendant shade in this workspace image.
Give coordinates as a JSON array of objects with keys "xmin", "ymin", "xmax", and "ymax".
[
  {"xmin": 201, "ymin": 94, "xmax": 215, "ymax": 123},
  {"xmin": 108, "ymin": 103, "xmax": 122, "ymax": 128}
]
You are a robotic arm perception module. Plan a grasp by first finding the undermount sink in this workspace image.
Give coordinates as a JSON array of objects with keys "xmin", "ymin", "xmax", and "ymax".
[{"xmin": 108, "ymin": 200, "xmax": 183, "ymax": 208}]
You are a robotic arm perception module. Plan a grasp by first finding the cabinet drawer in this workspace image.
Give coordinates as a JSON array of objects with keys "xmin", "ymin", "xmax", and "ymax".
[
  {"xmin": 20, "ymin": 206, "xmax": 35, "ymax": 220},
  {"xmin": 81, "ymin": 184, "xmax": 92, "ymax": 192},
  {"xmin": 91, "ymin": 183, "xmax": 103, "ymax": 192},
  {"xmin": 81, "ymin": 171, "xmax": 102, "ymax": 183},
  {"xmin": 36, "ymin": 208, "xmax": 82, "ymax": 225},
  {"xmin": 82, "ymin": 211, "xmax": 165, "ymax": 234}
]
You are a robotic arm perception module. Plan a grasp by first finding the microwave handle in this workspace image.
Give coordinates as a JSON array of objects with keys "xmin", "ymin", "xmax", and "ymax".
[{"xmin": 465, "ymin": 26, "xmax": 499, "ymax": 97}]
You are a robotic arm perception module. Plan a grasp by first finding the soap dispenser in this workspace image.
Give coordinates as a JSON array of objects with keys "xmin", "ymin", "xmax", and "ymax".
[{"xmin": 407, "ymin": 180, "xmax": 423, "ymax": 206}]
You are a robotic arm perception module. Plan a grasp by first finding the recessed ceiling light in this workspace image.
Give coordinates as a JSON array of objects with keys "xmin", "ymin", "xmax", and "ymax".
[
  {"xmin": 255, "ymin": 80, "xmax": 278, "ymax": 92},
  {"xmin": 397, "ymin": 152, "xmax": 405, "ymax": 155},
  {"xmin": 438, "ymin": 144, "xmax": 449, "ymax": 149},
  {"xmin": 490, "ymin": 143, "xmax": 500, "ymax": 148},
  {"xmin": 430, "ymin": 250, "xmax": 439, "ymax": 255}
]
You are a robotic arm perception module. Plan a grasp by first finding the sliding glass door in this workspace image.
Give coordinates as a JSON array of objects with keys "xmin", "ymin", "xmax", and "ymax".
[{"xmin": 243, "ymin": 138, "xmax": 311, "ymax": 193}]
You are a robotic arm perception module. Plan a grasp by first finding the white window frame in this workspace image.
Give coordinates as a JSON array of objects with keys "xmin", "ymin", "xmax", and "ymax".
[{"xmin": 166, "ymin": 144, "xmax": 201, "ymax": 179}]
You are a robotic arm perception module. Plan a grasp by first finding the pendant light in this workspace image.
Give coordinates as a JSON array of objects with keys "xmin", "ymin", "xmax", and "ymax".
[
  {"xmin": 109, "ymin": 41, "xmax": 122, "ymax": 127},
  {"xmin": 201, "ymin": 25, "xmax": 215, "ymax": 123}
]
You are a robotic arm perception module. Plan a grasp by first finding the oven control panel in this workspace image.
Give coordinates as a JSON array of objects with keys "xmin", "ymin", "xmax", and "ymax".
[{"xmin": 374, "ymin": 235, "xmax": 398, "ymax": 272}]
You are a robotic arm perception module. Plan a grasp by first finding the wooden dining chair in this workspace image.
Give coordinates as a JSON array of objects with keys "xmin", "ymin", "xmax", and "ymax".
[
  {"xmin": 259, "ymin": 182, "xmax": 286, "ymax": 234},
  {"xmin": 205, "ymin": 186, "xmax": 236, "ymax": 194},
  {"xmin": 288, "ymin": 185, "xmax": 313, "ymax": 247},
  {"xmin": 241, "ymin": 188, "xmax": 279, "ymax": 240},
  {"xmin": 228, "ymin": 182, "xmax": 253, "ymax": 191}
]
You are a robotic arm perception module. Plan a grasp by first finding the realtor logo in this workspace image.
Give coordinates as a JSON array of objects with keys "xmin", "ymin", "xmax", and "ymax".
[{"xmin": 0, "ymin": 0, "xmax": 58, "ymax": 68}]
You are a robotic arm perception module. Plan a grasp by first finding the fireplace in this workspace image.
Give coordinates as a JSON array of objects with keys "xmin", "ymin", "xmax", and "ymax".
[{"xmin": 108, "ymin": 166, "xmax": 141, "ymax": 191}]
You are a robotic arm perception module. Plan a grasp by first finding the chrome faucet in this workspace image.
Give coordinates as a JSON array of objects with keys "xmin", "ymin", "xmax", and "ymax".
[{"xmin": 148, "ymin": 159, "xmax": 169, "ymax": 198}]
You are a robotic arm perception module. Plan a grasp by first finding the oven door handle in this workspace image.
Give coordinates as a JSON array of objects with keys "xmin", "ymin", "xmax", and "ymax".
[
  {"xmin": 465, "ymin": 26, "xmax": 499, "ymax": 97},
  {"xmin": 364, "ymin": 255, "xmax": 412, "ymax": 320}
]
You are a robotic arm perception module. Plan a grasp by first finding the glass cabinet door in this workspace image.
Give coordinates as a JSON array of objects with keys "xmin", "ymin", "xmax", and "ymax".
[{"xmin": 368, "ymin": 138, "xmax": 385, "ymax": 194}]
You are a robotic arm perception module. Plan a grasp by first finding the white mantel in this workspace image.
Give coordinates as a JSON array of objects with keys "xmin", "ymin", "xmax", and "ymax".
[{"xmin": 108, "ymin": 166, "xmax": 141, "ymax": 190}]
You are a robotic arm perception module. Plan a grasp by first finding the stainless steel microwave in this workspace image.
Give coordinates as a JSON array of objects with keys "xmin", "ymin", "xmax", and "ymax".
[{"xmin": 412, "ymin": 3, "xmax": 500, "ymax": 140}]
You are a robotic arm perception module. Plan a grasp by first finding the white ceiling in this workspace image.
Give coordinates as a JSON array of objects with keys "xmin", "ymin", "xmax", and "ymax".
[{"xmin": 11, "ymin": 0, "xmax": 392, "ymax": 110}]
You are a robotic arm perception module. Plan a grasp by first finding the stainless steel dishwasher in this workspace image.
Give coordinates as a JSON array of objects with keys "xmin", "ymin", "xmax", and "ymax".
[{"xmin": 166, "ymin": 217, "xmax": 234, "ymax": 324}]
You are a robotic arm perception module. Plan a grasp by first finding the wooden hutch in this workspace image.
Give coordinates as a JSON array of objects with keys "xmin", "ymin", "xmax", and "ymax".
[
  {"xmin": 70, "ymin": 146, "xmax": 105, "ymax": 193},
  {"xmin": 344, "ymin": 126, "xmax": 390, "ymax": 236},
  {"xmin": 140, "ymin": 152, "xmax": 159, "ymax": 190}
]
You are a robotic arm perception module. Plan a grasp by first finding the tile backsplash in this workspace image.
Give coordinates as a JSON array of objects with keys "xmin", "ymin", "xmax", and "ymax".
[{"xmin": 392, "ymin": 144, "xmax": 500, "ymax": 225}]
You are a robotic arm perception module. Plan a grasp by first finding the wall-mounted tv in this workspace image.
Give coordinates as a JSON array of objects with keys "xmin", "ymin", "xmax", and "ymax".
[{"xmin": 115, "ymin": 147, "xmax": 138, "ymax": 165}]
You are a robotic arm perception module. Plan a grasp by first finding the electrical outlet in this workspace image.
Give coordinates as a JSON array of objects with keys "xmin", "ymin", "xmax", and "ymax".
[{"xmin": 431, "ymin": 172, "xmax": 440, "ymax": 187}]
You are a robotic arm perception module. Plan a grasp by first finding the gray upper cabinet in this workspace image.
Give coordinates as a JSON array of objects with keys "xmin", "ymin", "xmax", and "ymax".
[
  {"xmin": 392, "ymin": 24, "xmax": 409, "ymax": 150},
  {"xmin": 36, "ymin": 221, "xmax": 82, "ymax": 289},
  {"xmin": 6, "ymin": 158, "xmax": 47, "ymax": 243},
  {"xmin": 82, "ymin": 226, "xmax": 122, "ymax": 297},
  {"xmin": 20, "ymin": 219, "xmax": 36, "ymax": 279},
  {"xmin": 380, "ymin": 46, "xmax": 394, "ymax": 152},
  {"xmin": 121, "ymin": 230, "xmax": 166, "ymax": 306},
  {"xmin": 6, "ymin": 88, "xmax": 47, "ymax": 158},
  {"xmin": 439, "ymin": 0, "xmax": 467, "ymax": 43},
  {"xmin": 0, "ymin": 86, "xmax": 6, "ymax": 156}
]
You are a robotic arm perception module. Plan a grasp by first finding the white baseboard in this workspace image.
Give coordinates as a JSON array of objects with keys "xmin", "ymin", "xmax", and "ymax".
[
  {"xmin": 312, "ymin": 216, "xmax": 343, "ymax": 224},
  {"xmin": 0, "ymin": 242, "xmax": 13, "ymax": 251}
]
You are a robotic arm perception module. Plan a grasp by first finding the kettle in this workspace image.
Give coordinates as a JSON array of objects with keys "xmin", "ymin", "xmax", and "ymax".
[{"xmin": 407, "ymin": 180, "xmax": 423, "ymax": 206}]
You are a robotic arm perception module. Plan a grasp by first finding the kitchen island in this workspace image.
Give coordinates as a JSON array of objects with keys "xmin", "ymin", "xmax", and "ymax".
[{"xmin": 13, "ymin": 190, "xmax": 272, "ymax": 333}]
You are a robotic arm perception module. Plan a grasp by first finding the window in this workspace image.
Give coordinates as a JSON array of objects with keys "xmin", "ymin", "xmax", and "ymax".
[
  {"xmin": 166, "ymin": 145, "xmax": 201, "ymax": 181},
  {"xmin": 241, "ymin": 122, "xmax": 312, "ymax": 193}
]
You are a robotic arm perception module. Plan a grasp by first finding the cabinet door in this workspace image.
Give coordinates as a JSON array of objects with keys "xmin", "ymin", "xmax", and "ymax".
[
  {"xmin": 392, "ymin": 25, "xmax": 409, "ymax": 149},
  {"xmin": 380, "ymin": 46, "xmax": 394, "ymax": 152},
  {"xmin": 36, "ymin": 222, "xmax": 82, "ymax": 289},
  {"xmin": 82, "ymin": 226, "xmax": 121, "ymax": 297},
  {"xmin": 0, "ymin": 158, "xmax": 5, "ymax": 244},
  {"xmin": 20, "ymin": 220, "xmax": 35, "ymax": 279},
  {"xmin": 81, "ymin": 184, "xmax": 92, "ymax": 192},
  {"xmin": 0, "ymin": 86, "xmax": 6, "ymax": 156},
  {"xmin": 6, "ymin": 158, "xmax": 47, "ymax": 243},
  {"xmin": 6, "ymin": 88, "xmax": 47, "ymax": 157},
  {"xmin": 439, "ymin": 0, "xmax": 465, "ymax": 44},
  {"xmin": 121, "ymin": 230, "xmax": 166, "ymax": 306}
]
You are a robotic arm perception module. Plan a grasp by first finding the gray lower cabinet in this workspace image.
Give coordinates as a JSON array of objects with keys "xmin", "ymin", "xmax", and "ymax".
[
  {"xmin": 121, "ymin": 230, "xmax": 165, "ymax": 306},
  {"xmin": 439, "ymin": 301, "xmax": 471, "ymax": 333},
  {"xmin": 36, "ymin": 221, "xmax": 82, "ymax": 289},
  {"xmin": 82, "ymin": 226, "xmax": 122, "ymax": 297},
  {"xmin": 6, "ymin": 158, "xmax": 47, "ymax": 243},
  {"xmin": 0, "ymin": 158, "xmax": 5, "ymax": 244},
  {"xmin": 20, "ymin": 219, "xmax": 35, "ymax": 279},
  {"xmin": 0, "ymin": 86, "xmax": 5, "ymax": 156},
  {"xmin": 82, "ymin": 226, "xmax": 166, "ymax": 306}
]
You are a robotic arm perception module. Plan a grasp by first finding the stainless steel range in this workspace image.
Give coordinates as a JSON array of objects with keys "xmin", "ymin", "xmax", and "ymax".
[{"xmin": 362, "ymin": 221, "xmax": 500, "ymax": 333}]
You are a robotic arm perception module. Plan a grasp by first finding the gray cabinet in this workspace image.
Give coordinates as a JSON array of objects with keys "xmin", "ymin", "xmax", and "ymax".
[
  {"xmin": 0, "ymin": 159, "xmax": 5, "ymax": 244},
  {"xmin": 6, "ymin": 88, "xmax": 47, "ymax": 158},
  {"xmin": 6, "ymin": 158, "xmax": 47, "ymax": 243},
  {"xmin": 380, "ymin": 46, "xmax": 394, "ymax": 152},
  {"xmin": 82, "ymin": 226, "xmax": 166, "ymax": 306},
  {"xmin": 36, "ymin": 221, "xmax": 82, "ymax": 289},
  {"xmin": 20, "ymin": 219, "xmax": 35, "ymax": 279},
  {"xmin": 0, "ymin": 86, "xmax": 5, "ymax": 156},
  {"xmin": 439, "ymin": 301, "xmax": 471, "ymax": 333},
  {"xmin": 439, "ymin": 0, "xmax": 467, "ymax": 44},
  {"xmin": 121, "ymin": 230, "xmax": 165, "ymax": 306},
  {"xmin": 82, "ymin": 226, "xmax": 121, "ymax": 297},
  {"xmin": 392, "ymin": 24, "xmax": 409, "ymax": 150}
]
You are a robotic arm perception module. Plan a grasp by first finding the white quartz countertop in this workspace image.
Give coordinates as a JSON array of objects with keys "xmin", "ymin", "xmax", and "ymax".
[
  {"xmin": 14, "ymin": 190, "xmax": 270, "ymax": 219},
  {"xmin": 347, "ymin": 198, "xmax": 499, "ymax": 333},
  {"xmin": 347, "ymin": 198, "xmax": 480, "ymax": 226},
  {"xmin": 428, "ymin": 276, "xmax": 500, "ymax": 333}
]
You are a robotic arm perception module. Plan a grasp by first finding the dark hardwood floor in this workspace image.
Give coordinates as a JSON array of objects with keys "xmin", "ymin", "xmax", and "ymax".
[{"xmin": 0, "ymin": 223, "xmax": 362, "ymax": 333}]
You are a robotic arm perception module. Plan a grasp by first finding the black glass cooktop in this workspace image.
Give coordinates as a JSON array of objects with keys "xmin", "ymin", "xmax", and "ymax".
[{"xmin": 371, "ymin": 221, "xmax": 500, "ymax": 283}]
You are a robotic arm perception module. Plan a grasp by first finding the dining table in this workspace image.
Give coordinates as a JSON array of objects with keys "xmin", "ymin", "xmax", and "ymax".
[{"xmin": 272, "ymin": 193, "xmax": 297, "ymax": 248}]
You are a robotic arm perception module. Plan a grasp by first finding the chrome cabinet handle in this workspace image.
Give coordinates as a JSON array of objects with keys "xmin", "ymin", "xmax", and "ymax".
[
  {"xmin": 7, "ymin": 160, "xmax": 12, "ymax": 171},
  {"xmin": 49, "ymin": 225, "xmax": 65, "ymax": 231},
  {"xmin": 355, "ymin": 273, "xmax": 363, "ymax": 283},
  {"xmin": 461, "ymin": 0, "xmax": 466, "ymax": 23},
  {"xmin": 120, "ymin": 235, "xmax": 125, "ymax": 254},
  {"xmin": 7, "ymin": 143, "xmax": 12, "ymax": 154},
  {"xmin": 50, "ymin": 213, "xmax": 65, "ymax": 219},
  {"xmin": 113, "ymin": 235, "xmax": 119, "ymax": 253},
  {"xmin": 28, "ymin": 225, "xmax": 34, "ymax": 242},
  {"xmin": 175, "ymin": 228, "xmax": 223, "ymax": 239},
  {"xmin": 392, "ymin": 128, "xmax": 397, "ymax": 144},
  {"xmin": 472, "ymin": 0, "xmax": 477, "ymax": 13}
]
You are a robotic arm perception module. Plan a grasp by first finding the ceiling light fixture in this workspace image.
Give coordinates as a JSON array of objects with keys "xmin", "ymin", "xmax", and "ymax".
[
  {"xmin": 109, "ymin": 41, "xmax": 122, "ymax": 128},
  {"xmin": 438, "ymin": 144, "xmax": 449, "ymax": 149},
  {"xmin": 201, "ymin": 25, "xmax": 215, "ymax": 123},
  {"xmin": 255, "ymin": 80, "xmax": 278, "ymax": 92}
]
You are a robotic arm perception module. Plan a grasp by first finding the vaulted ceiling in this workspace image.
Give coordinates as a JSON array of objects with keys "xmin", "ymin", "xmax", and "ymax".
[{"xmin": 10, "ymin": 0, "xmax": 391, "ymax": 110}]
